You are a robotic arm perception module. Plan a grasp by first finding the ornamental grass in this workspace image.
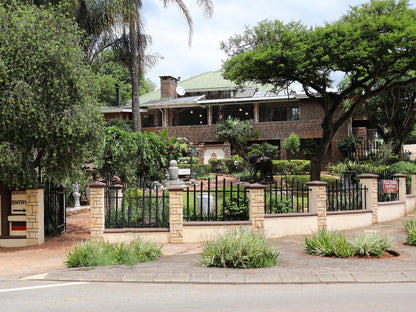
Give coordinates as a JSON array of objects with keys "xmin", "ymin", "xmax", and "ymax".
[
  {"xmin": 199, "ymin": 230, "xmax": 279, "ymax": 269},
  {"xmin": 65, "ymin": 239, "xmax": 162, "ymax": 267}
]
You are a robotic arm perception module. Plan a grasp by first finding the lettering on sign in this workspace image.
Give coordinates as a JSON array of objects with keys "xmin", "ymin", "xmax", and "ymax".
[
  {"xmin": 382, "ymin": 180, "xmax": 398, "ymax": 194},
  {"xmin": 11, "ymin": 191, "xmax": 27, "ymax": 215}
]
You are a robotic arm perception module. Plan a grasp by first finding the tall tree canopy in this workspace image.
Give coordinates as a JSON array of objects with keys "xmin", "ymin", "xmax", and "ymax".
[
  {"xmin": 364, "ymin": 82, "xmax": 416, "ymax": 155},
  {"xmin": 222, "ymin": 0, "xmax": 416, "ymax": 180},
  {"xmin": 0, "ymin": 3, "xmax": 103, "ymax": 188}
]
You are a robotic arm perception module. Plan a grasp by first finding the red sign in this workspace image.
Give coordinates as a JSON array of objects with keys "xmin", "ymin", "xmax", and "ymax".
[{"xmin": 382, "ymin": 180, "xmax": 398, "ymax": 193}]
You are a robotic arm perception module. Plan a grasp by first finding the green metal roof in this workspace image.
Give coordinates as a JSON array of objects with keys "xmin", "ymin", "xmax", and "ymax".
[{"xmin": 139, "ymin": 71, "xmax": 273, "ymax": 104}]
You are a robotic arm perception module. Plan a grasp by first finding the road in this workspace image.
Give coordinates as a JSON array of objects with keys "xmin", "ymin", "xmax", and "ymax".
[{"xmin": 1, "ymin": 280, "xmax": 416, "ymax": 312}]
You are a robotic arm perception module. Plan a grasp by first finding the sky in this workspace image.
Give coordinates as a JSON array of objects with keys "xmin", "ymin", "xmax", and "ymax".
[{"xmin": 141, "ymin": 0, "xmax": 415, "ymax": 89}]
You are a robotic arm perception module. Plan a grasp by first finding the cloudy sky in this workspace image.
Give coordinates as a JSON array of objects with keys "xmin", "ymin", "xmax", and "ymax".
[{"xmin": 141, "ymin": 0, "xmax": 415, "ymax": 88}]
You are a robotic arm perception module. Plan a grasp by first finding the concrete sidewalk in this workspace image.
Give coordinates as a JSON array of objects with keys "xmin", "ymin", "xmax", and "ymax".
[{"xmin": 25, "ymin": 211, "xmax": 416, "ymax": 284}]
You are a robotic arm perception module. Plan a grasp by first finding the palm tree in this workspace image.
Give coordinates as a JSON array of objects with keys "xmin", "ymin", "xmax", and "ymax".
[{"xmin": 113, "ymin": 0, "xmax": 214, "ymax": 132}]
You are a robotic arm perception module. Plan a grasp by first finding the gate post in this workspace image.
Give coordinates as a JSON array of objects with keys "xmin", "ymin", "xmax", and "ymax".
[
  {"xmin": 359, "ymin": 174, "xmax": 379, "ymax": 224},
  {"xmin": 247, "ymin": 183, "xmax": 265, "ymax": 235},
  {"xmin": 89, "ymin": 181, "xmax": 106, "ymax": 241},
  {"xmin": 306, "ymin": 181, "xmax": 327, "ymax": 231},
  {"xmin": 393, "ymin": 173, "xmax": 407, "ymax": 215},
  {"xmin": 168, "ymin": 185, "xmax": 184, "ymax": 243},
  {"xmin": 26, "ymin": 187, "xmax": 45, "ymax": 246},
  {"xmin": 411, "ymin": 174, "xmax": 416, "ymax": 196}
]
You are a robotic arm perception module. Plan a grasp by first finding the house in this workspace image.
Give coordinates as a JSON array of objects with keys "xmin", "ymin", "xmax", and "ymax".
[{"xmin": 102, "ymin": 71, "xmax": 353, "ymax": 164}]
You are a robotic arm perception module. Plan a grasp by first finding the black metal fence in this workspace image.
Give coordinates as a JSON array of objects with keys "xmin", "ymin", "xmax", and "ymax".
[
  {"xmin": 347, "ymin": 141, "xmax": 382, "ymax": 161},
  {"xmin": 327, "ymin": 181, "xmax": 367, "ymax": 211},
  {"xmin": 105, "ymin": 184, "xmax": 169, "ymax": 228},
  {"xmin": 44, "ymin": 182, "xmax": 66, "ymax": 236},
  {"xmin": 184, "ymin": 176, "xmax": 248, "ymax": 221},
  {"xmin": 264, "ymin": 179, "xmax": 309, "ymax": 214}
]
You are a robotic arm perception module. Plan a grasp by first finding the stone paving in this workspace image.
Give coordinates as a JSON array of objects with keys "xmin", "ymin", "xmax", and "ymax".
[{"xmin": 30, "ymin": 211, "xmax": 416, "ymax": 284}]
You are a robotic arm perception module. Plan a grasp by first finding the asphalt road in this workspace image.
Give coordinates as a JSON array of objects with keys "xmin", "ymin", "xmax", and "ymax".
[{"xmin": 1, "ymin": 280, "xmax": 416, "ymax": 312}]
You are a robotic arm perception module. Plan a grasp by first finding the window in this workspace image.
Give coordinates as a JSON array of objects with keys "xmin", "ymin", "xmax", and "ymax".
[
  {"xmin": 172, "ymin": 107, "xmax": 207, "ymax": 126},
  {"xmin": 259, "ymin": 102, "xmax": 300, "ymax": 122},
  {"xmin": 142, "ymin": 111, "xmax": 162, "ymax": 128},
  {"xmin": 213, "ymin": 104, "xmax": 254, "ymax": 123}
]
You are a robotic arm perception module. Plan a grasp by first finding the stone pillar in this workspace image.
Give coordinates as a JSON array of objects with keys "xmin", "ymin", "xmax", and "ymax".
[
  {"xmin": 26, "ymin": 187, "xmax": 45, "ymax": 246},
  {"xmin": 306, "ymin": 181, "xmax": 327, "ymax": 231},
  {"xmin": 411, "ymin": 175, "xmax": 416, "ymax": 196},
  {"xmin": 247, "ymin": 184, "xmax": 265, "ymax": 235},
  {"xmin": 393, "ymin": 174, "xmax": 407, "ymax": 201},
  {"xmin": 168, "ymin": 185, "xmax": 184, "ymax": 243},
  {"xmin": 359, "ymin": 174, "xmax": 379, "ymax": 224},
  {"xmin": 394, "ymin": 173, "xmax": 407, "ymax": 214},
  {"xmin": 89, "ymin": 181, "xmax": 106, "ymax": 241}
]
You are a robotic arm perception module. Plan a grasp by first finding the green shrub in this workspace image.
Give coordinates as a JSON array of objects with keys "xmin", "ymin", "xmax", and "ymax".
[
  {"xmin": 223, "ymin": 197, "xmax": 249, "ymax": 220},
  {"xmin": 305, "ymin": 230, "xmax": 355, "ymax": 258},
  {"xmin": 208, "ymin": 156, "xmax": 245, "ymax": 174},
  {"xmin": 225, "ymin": 155, "xmax": 245, "ymax": 173},
  {"xmin": 326, "ymin": 160, "xmax": 387, "ymax": 177},
  {"xmin": 64, "ymin": 240, "xmax": 106, "ymax": 267},
  {"xmin": 283, "ymin": 133, "xmax": 300, "ymax": 159},
  {"xmin": 351, "ymin": 233, "xmax": 393, "ymax": 257},
  {"xmin": 248, "ymin": 142, "xmax": 280, "ymax": 159},
  {"xmin": 273, "ymin": 160, "xmax": 310, "ymax": 175},
  {"xmin": 404, "ymin": 218, "xmax": 416, "ymax": 246},
  {"xmin": 389, "ymin": 161, "xmax": 416, "ymax": 188},
  {"xmin": 65, "ymin": 239, "xmax": 162, "ymax": 267},
  {"xmin": 194, "ymin": 164, "xmax": 211, "ymax": 178},
  {"xmin": 209, "ymin": 159, "xmax": 229, "ymax": 174},
  {"xmin": 199, "ymin": 230, "xmax": 279, "ymax": 268},
  {"xmin": 266, "ymin": 195, "xmax": 295, "ymax": 214},
  {"xmin": 305, "ymin": 230, "xmax": 394, "ymax": 258},
  {"xmin": 336, "ymin": 136, "xmax": 363, "ymax": 157},
  {"xmin": 178, "ymin": 157, "xmax": 198, "ymax": 164}
]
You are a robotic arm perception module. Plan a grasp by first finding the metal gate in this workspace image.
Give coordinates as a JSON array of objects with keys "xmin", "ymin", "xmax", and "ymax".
[{"xmin": 44, "ymin": 182, "xmax": 66, "ymax": 236}]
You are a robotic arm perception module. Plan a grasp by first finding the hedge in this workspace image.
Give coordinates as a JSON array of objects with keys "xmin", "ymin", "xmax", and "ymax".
[
  {"xmin": 209, "ymin": 156, "xmax": 244, "ymax": 174},
  {"xmin": 272, "ymin": 160, "xmax": 310, "ymax": 175}
]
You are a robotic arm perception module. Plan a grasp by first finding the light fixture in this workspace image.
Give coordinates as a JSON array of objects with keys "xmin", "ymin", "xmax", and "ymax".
[
  {"xmin": 239, "ymin": 108, "xmax": 243, "ymax": 112},
  {"xmin": 190, "ymin": 110, "xmax": 193, "ymax": 114}
]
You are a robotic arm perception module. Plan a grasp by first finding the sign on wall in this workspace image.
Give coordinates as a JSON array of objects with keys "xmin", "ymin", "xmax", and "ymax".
[
  {"xmin": 11, "ymin": 191, "xmax": 27, "ymax": 214},
  {"xmin": 382, "ymin": 180, "xmax": 398, "ymax": 193}
]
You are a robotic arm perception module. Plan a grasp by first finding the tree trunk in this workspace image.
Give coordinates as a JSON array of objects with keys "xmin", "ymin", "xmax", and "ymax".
[
  {"xmin": 310, "ymin": 124, "xmax": 333, "ymax": 181},
  {"xmin": 129, "ymin": 22, "xmax": 141, "ymax": 132}
]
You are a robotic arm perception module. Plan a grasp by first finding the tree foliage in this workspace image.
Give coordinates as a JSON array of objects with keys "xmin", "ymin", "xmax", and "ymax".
[
  {"xmin": 364, "ymin": 83, "xmax": 416, "ymax": 154},
  {"xmin": 94, "ymin": 51, "xmax": 155, "ymax": 106},
  {"xmin": 283, "ymin": 133, "xmax": 300, "ymax": 160},
  {"xmin": 0, "ymin": 3, "xmax": 103, "ymax": 188},
  {"xmin": 214, "ymin": 118, "xmax": 259, "ymax": 156},
  {"xmin": 97, "ymin": 125, "xmax": 183, "ymax": 184},
  {"xmin": 222, "ymin": 0, "xmax": 416, "ymax": 180}
]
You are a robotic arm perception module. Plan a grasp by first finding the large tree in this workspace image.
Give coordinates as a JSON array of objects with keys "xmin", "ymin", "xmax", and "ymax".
[
  {"xmin": 222, "ymin": 0, "xmax": 416, "ymax": 180},
  {"xmin": 0, "ymin": 3, "xmax": 103, "ymax": 188},
  {"xmin": 364, "ymin": 82, "xmax": 416, "ymax": 155}
]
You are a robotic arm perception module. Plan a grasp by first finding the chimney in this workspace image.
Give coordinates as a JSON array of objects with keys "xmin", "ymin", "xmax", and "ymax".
[{"xmin": 160, "ymin": 76, "xmax": 179, "ymax": 99}]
